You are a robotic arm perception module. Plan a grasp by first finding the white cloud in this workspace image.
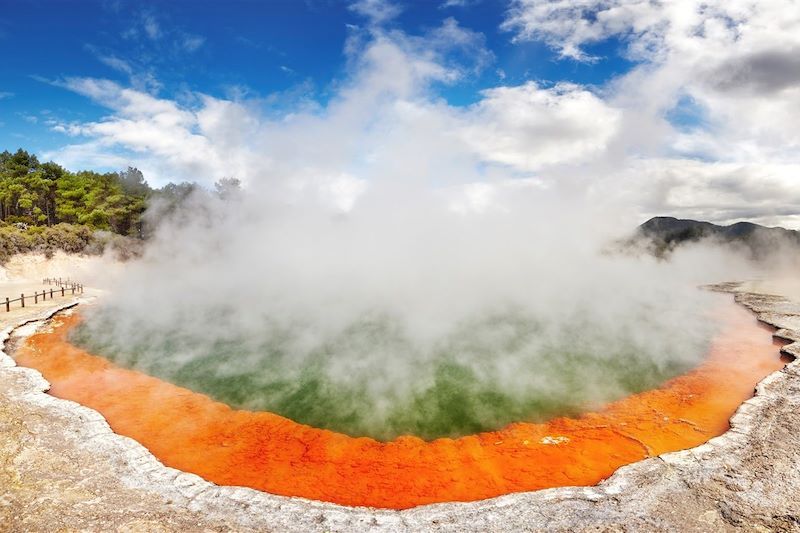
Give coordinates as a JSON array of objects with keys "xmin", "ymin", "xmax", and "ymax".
[
  {"xmin": 142, "ymin": 13, "xmax": 161, "ymax": 40},
  {"xmin": 49, "ymin": 78, "xmax": 232, "ymax": 184},
  {"xmin": 0, "ymin": 91, "xmax": 13, "ymax": 100},
  {"xmin": 503, "ymin": 0, "xmax": 668, "ymax": 61},
  {"xmin": 349, "ymin": 0, "xmax": 402, "ymax": 26},
  {"xmin": 441, "ymin": 0, "xmax": 473, "ymax": 7},
  {"xmin": 500, "ymin": 0, "xmax": 800, "ymax": 227},
  {"xmin": 85, "ymin": 44, "xmax": 162, "ymax": 94},
  {"xmin": 46, "ymin": 5, "xmax": 800, "ymax": 228},
  {"xmin": 118, "ymin": 11, "xmax": 204, "ymax": 61},
  {"xmin": 604, "ymin": 158, "xmax": 800, "ymax": 227},
  {"xmin": 463, "ymin": 82, "xmax": 621, "ymax": 171},
  {"xmin": 181, "ymin": 33, "xmax": 205, "ymax": 52},
  {"xmin": 44, "ymin": 141, "xmax": 133, "ymax": 172},
  {"xmin": 95, "ymin": 53, "xmax": 133, "ymax": 75},
  {"xmin": 48, "ymin": 21, "xmax": 600, "ymax": 192},
  {"xmin": 19, "ymin": 113, "xmax": 38, "ymax": 124}
]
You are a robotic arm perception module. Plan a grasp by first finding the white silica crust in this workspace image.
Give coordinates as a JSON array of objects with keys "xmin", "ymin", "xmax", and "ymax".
[{"xmin": 1, "ymin": 282, "xmax": 800, "ymax": 532}]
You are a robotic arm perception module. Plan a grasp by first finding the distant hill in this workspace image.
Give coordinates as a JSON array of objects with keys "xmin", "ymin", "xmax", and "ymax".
[{"xmin": 632, "ymin": 216, "xmax": 800, "ymax": 258}]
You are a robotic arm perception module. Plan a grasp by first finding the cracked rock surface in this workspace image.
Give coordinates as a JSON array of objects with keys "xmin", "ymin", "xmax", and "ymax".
[{"xmin": 1, "ymin": 282, "xmax": 800, "ymax": 532}]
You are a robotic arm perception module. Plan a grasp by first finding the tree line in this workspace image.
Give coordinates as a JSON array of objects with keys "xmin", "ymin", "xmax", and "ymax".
[{"xmin": 0, "ymin": 148, "xmax": 239, "ymax": 261}]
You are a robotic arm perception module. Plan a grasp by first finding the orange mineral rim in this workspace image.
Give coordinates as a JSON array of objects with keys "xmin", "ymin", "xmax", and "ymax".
[{"xmin": 14, "ymin": 301, "xmax": 787, "ymax": 509}]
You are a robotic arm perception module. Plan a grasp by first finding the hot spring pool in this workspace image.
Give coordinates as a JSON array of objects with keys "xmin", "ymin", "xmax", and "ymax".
[
  {"xmin": 13, "ymin": 295, "xmax": 787, "ymax": 509},
  {"xmin": 69, "ymin": 301, "xmax": 719, "ymax": 441}
]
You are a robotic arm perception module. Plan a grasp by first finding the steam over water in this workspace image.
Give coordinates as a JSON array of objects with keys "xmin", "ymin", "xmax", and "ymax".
[
  {"xmin": 75, "ymin": 297, "xmax": 720, "ymax": 440},
  {"xmin": 73, "ymin": 185, "xmax": 739, "ymax": 440},
  {"xmin": 69, "ymin": 25, "xmax": 763, "ymax": 441}
]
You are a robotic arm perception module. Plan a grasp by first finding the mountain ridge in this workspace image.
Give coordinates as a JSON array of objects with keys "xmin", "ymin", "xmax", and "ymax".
[{"xmin": 633, "ymin": 216, "xmax": 800, "ymax": 258}]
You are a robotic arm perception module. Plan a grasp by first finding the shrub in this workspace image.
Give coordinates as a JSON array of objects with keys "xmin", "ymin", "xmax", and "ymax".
[{"xmin": 0, "ymin": 223, "xmax": 141, "ymax": 264}]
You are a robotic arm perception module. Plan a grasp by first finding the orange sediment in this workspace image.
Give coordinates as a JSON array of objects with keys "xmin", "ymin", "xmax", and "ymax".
[{"xmin": 14, "ymin": 302, "xmax": 787, "ymax": 509}]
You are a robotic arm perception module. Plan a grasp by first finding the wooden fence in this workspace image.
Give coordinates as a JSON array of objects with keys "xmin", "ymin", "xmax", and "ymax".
[
  {"xmin": 43, "ymin": 278, "xmax": 83, "ymax": 291},
  {"xmin": 3, "ymin": 279, "xmax": 84, "ymax": 312}
]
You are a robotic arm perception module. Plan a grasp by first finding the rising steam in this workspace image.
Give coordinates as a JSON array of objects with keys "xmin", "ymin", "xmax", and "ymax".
[{"xmin": 73, "ymin": 25, "xmax": 768, "ymax": 440}]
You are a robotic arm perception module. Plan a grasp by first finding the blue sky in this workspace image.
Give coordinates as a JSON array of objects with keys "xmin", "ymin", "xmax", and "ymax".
[{"xmin": 0, "ymin": 0, "xmax": 633, "ymax": 158}]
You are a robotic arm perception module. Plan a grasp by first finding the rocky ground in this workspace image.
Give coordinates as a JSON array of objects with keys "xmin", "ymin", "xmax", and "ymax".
[{"xmin": 1, "ymin": 280, "xmax": 799, "ymax": 532}]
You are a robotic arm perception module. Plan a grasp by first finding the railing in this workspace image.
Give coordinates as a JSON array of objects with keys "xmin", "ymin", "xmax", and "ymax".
[
  {"xmin": 3, "ymin": 279, "xmax": 84, "ymax": 312},
  {"xmin": 43, "ymin": 278, "xmax": 83, "ymax": 291}
]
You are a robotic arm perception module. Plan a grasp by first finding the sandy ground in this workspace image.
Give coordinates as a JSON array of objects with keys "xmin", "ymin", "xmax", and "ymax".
[
  {"xmin": 0, "ymin": 251, "xmax": 116, "ymax": 287},
  {"xmin": 0, "ymin": 253, "xmax": 105, "ymax": 328},
  {"xmin": 1, "ymin": 271, "xmax": 800, "ymax": 531}
]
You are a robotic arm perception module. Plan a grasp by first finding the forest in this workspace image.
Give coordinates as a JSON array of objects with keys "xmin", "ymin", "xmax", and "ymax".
[{"xmin": 0, "ymin": 148, "xmax": 234, "ymax": 262}]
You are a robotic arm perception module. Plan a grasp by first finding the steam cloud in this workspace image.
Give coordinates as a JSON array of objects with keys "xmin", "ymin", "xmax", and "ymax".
[{"xmin": 74, "ymin": 25, "xmax": 775, "ymax": 440}]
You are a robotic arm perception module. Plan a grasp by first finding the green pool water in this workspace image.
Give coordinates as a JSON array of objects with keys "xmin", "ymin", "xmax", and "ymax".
[{"xmin": 71, "ymin": 307, "xmax": 713, "ymax": 441}]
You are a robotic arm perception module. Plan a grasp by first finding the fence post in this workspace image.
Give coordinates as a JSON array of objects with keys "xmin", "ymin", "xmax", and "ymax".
[
  {"xmin": 5, "ymin": 297, "xmax": 8, "ymax": 312},
  {"xmin": 20, "ymin": 294, "xmax": 24, "ymax": 308},
  {"xmin": 61, "ymin": 287, "xmax": 65, "ymax": 297},
  {"xmin": 34, "ymin": 292, "xmax": 38, "ymax": 304},
  {"xmin": 71, "ymin": 287, "xmax": 75, "ymax": 295},
  {"xmin": 50, "ymin": 288, "xmax": 53, "ymax": 298}
]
